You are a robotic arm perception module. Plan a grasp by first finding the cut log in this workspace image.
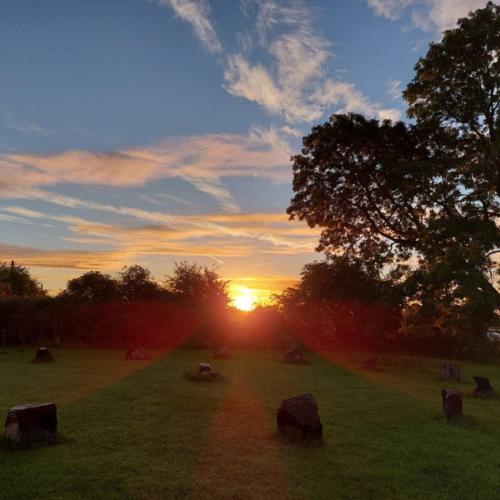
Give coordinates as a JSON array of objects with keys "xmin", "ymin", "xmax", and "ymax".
[
  {"xmin": 441, "ymin": 389, "xmax": 462, "ymax": 418},
  {"xmin": 277, "ymin": 393, "xmax": 322, "ymax": 442},
  {"xmin": 440, "ymin": 363, "xmax": 461, "ymax": 381},
  {"xmin": 473, "ymin": 376, "xmax": 493, "ymax": 396},
  {"xmin": 5, "ymin": 403, "xmax": 57, "ymax": 444},
  {"xmin": 34, "ymin": 347, "xmax": 54, "ymax": 363}
]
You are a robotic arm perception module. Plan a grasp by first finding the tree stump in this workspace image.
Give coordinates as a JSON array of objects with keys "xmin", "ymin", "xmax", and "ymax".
[
  {"xmin": 473, "ymin": 377, "xmax": 493, "ymax": 397},
  {"xmin": 5, "ymin": 403, "xmax": 57, "ymax": 445},
  {"xmin": 277, "ymin": 393, "xmax": 323, "ymax": 443},
  {"xmin": 442, "ymin": 389, "xmax": 462, "ymax": 418},
  {"xmin": 34, "ymin": 347, "xmax": 54, "ymax": 363},
  {"xmin": 284, "ymin": 348, "xmax": 305, "ymax": 364},
  {"xmin": 362, "ymin": 358, "xmax": 378, "ymax": 370},
  {"xmin": 440, "ymin": 363, "xmax": 461, "ymax": 381}
]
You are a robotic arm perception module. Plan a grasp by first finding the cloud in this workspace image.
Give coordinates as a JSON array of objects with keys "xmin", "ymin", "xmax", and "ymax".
[
  {"xmin": 155, "ymin": 0, "xmax": 222, "ymax": 53},
  {"xmin": 314, "ymin": 81, "xmax": 402, "ymax": 121},
  {"xmin": 0, "ymin": 243, "xmax": 131, "ymax": 270},
  {"xmin": 224, "ymin": 0, "xmax": 399, "ymax": 123},
  {"xmin": 367, "ymin": 0, "xmax": 414, "ymax": 20},
  {"xmin": 0, "ymin": 127, "xmax": 291, "ymax": 211},
  {"xmin": 0, "ymin": 204, "xmax": 319, "ymax": 261},
  {"xmin": 366, "ymin": 0, "xmax": 487, "ymax": 33},
  {"xmin": 387, "ymin": 79, "xmax": 403, "ymax": 101}
]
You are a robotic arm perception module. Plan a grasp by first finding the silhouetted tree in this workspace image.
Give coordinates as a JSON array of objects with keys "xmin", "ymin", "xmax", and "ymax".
[
  {"xmin": 164, "ymin": 262, "xmax": 229, "ymax": 306},
  {"xmin": 0, "ymin": 261, "xmax": 46, "ymax": 299},
  {"xmin": 118, "ymin": 265, "xmax": 165, "ymax": 301},
  {"xmin": 58, "ymin": 271, "xmax": 120, "ymax": 303},
  {"xmin": 288, "ymin": 4, "xmax": 500, "ymax": 351},
  {"xmin": 280, "ymin": 258, "xmax": 403, "ymax": 348}
]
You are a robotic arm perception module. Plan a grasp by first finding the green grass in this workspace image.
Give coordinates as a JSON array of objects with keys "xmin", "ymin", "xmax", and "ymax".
[{"xmin": 0, "ymin": 348, "xmax": 499, "ymax": 499}]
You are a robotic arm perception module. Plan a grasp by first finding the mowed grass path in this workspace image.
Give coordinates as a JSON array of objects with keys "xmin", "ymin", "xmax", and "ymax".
[{"xmin": 0, "ymin": 348, "xmax": 499, "ymax": 499}]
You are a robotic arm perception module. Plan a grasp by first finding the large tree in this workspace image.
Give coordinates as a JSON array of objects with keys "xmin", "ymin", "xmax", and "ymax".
[
  {"xmin": 0, "ymin": 261, "xmax": 46, "ymax": 299},
  {"xmin": 288, "ymin": 3, "xmax": 500, "ymax": 348}
]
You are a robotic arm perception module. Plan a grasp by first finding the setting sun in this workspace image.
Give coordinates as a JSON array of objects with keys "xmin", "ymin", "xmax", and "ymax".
[{"xmin": 231, "ymin": 287, "xmax": 257, "ymax": 311}]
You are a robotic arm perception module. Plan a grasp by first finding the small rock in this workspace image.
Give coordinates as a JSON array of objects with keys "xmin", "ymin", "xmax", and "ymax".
[
  {"xmin": 5, "ymin": 403, "xmax": 57, "ymax": 445},
  {"xmin": 199, "ymin": 362, "xmax": 212, "ymax": 374},
  {"xmin": 277, "ymin": 393, "xmax": 322, "ymax": 442},
  {"xmin": 284, "ymin": 348, "xmax": 305, "ymax": 364},
  {"xmin": 34, "ymin": 347, "xmax": 54, "ymax": 363},
  {"xmin": 473, "ymin": 376, "xmax": 493, "ymax": 397},
  {"xmin": 442, "ymin": 389, "xmax": 462, "ymax": 418},
  {"xmin": 125, "ymin": 346, "xmax": 151, "ymax": 360}
]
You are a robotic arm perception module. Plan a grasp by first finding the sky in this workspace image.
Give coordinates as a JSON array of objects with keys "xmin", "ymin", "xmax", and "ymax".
[{"xmin": 0, "ymin": 0, "xmax": 489, "ymax": 300}]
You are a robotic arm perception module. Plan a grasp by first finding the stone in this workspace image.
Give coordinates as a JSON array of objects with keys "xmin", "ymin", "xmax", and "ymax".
[
  {"xmin": 284, "ymin": 347, "xmax": 305, "ymax": 364},
  {"xmin": 442, "ymin": 389, "xmax": 462, "ymax": 418},
  {"xmin": 277, "ymin": 393, "xmax": 323, "ymax": 442},
  {"xmin": 34, "ymin": 347, "xmax": 54, "ymax": 363},
  {"xmin": 5, "ymin": 403, "xmax": 57, "ymax": 444},
  {"xmin": 199, "ymin": 362, "xmax": 212, "ymax": 374},
  {"xmin": 213, "ymin": 347, "xmax": 231, "ymax": 359},
  {"xmin": 125, "ymin": 346, "xmax": 151, "ymax": 360},
  {"xmin": 473, "ymin": 376, "xmax": 494, "ymax": 396},
  {"xmin": 362, "ymin": 358, "xmax": 378, "ymax": 370},
  {"xmin": 440, "ymin": 363, "xmax": 461, "ymax": 382}
]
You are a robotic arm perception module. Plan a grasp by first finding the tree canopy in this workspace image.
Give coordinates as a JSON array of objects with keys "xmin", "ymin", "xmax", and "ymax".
[
  {"xmin": 0, "ymin": 261, "xmax": 46, "ymax": 299},
  {"xmin": 288, "ymin": 2, "xmax": 500, "ymax": 349}
]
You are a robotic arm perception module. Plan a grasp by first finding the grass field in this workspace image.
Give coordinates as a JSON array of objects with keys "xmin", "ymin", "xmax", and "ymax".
[{"xmin": 0, "ymin": 348, "xmax": 499, "ymax": 499}]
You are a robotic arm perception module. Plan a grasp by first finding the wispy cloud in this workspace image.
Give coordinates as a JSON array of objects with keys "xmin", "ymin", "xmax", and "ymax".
[
  {"xmin": 154, "ymin": 0, "xmax": 222, "ymax": 53},
  {"xmin": 224, "ymin": 1, "xmax": 400, "ymax": 123},
  {"xmin": 366, "ymin": 0, "xmax": 487, "ymax": 33},
  {"xmin": 0, "ymin": 127, "xmax": 291, "ymax": 212}
]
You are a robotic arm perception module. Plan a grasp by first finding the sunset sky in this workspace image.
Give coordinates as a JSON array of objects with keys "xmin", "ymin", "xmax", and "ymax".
[{"xmin": 0, "ymin": 0, "xmax": 486, "ymax": 298}]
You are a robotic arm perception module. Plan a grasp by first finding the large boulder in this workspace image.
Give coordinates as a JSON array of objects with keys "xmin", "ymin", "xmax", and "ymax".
[
  {"xmin": 284, "ymin": 348, "xmax": 306, "ymax": 364},
  {"xmin": 34, "ymin": 347, "xmax": 54, "ymax": 363},
  {"xmin": 441, "ymin": 389, "xmax": 462, "ymax": 418},
  {"xmin": 440, "ymin": 363, "xmax": 461, "ymax": 382},
  {"xmin": 474, "ymin": 376, "xmax": 494, "ymax": 397},
  {"xmin": 5, "ymin": 403, "xmax": 57, "ymax": 445},
  {"xmin": 277, "ymin": 393, "xmax": 323, "ymax": 442},
  {"xmin": 125, "ymin": 346, "xmax": 151, "ymax": 360}
]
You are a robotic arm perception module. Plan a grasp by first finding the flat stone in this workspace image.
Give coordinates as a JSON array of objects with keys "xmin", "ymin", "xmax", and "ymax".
[
  {"xmin": 5, "ymin": 402, "xmax": 57, "ymax": 444},
  {"xmin": 277, "ymin": 393, "xmax": 322, "ymax": 442},
  {"xmin": 441, "ymin": 389, "xmax": 462, "ymax": 418}
]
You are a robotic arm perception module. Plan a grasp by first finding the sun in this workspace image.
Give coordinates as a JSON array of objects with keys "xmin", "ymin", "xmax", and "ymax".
[{"xmin": 232, "ymin": 287, "xmax": 257, "ymax": 311}]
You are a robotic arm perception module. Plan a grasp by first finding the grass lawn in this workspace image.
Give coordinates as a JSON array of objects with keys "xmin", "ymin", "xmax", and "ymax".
[{"xmin": 0, "ymin": 348, "xmax": 499, "ymax": 499}]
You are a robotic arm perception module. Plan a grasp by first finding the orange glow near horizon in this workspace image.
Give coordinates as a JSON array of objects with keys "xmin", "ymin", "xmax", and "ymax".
[{"xmin": 230, "ymin": 284, "xmax": 272, "ymax": 311}]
